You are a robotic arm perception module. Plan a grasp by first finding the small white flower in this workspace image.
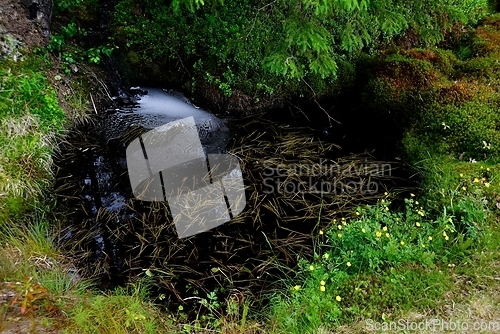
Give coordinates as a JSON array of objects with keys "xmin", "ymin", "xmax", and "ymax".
[
  {"xmin": 442, "ymin": 122, "xmax": 450, "ymax": 130},
  {"xmin": 482, "ymin": 141, "xmax": 491, "ymax": 150}
]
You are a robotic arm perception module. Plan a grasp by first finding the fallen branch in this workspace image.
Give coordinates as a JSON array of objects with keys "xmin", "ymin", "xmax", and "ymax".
[{"xmin": 302, "ymin": 78, "xmax": 341, "ymax": 126}]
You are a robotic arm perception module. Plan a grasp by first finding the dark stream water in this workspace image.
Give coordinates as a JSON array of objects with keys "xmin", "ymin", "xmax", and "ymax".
[
  {"xmin": 54, "ymin": 87, "xmax": 416, "ymax": 311},
  {"xmin": 56, "ymin": 87, "xmax": 232, "ymax": 280}
]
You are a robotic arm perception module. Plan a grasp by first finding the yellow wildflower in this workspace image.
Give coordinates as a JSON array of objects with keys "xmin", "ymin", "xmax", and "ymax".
[
  {"xmin": 445, "ymin": 236, "xmax": 449, "ymax": 241},
  {"xmin": 362, "ymin": 228, "xmax": 366, "ymax": 233},
  {"xmin": 410, "ymin": 193, "xmax": 415, "ymax": 197},
  {"xmin": 320, "ymin": 286, "xmax": 326, "ymax": 292},
  {"xmin": 293, "ymin": 285, "xmax": 300, "ymax": 291},
  {"xmin": 347, "ymin": 262, "xmax": 352, "ymax": 267},
  {"xmin": 320, "ymin": 280, "xmax": 326, "ymax": 286},
  {"xmin": 336, "ymin": 296, "xmax": 342, "ymax": 302},
  {"xmin": 428, "ymin": 236, "xmax": 433, "ymax": 241},
  {"xmin": 319, "ymin": 230, "xmax": 324, "ymax": 235},
  {"xmin": 309, "ymin": 265, "xmax": 314, "ymax": 271},
  {"xmin": 485, "ymin": 182, "xmax": 490, "ymax": 188},
  {"xmin": 400, "ymin": 241, "xmax": 405, "ymax": 246},
  {"xmin": 416, "ymin": 222, "xmax": 421, "ymax": 227},
  {"xmin": 460, "ymin": 173, "xmax": 464, "ymax": 177},
  {"xmin": 376, "ymin": 231, "xmax": 382, "ymax": 238},
  {"xmin": 386, "ymin": 233, "xmax": 390, "ymax": 238},
  {"xmin": 323, "ymin": 253, "xmax": 330, "ymax": 259},
  {"xmin": 383, "ymin": 226, "xmax": 388, "ymax": 231},
  {"xmin": 338, "ymin": 233, "xmax": 342, "ymax": 238},
  {"xmin": 338, "ymin": 225, "xmax": 342, "ymax": 230}
]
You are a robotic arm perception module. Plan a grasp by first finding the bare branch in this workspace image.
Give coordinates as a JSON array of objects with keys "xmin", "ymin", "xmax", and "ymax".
[{"xmin": 302, "ymin": 78, "xmax": 341, "ymax": 126}]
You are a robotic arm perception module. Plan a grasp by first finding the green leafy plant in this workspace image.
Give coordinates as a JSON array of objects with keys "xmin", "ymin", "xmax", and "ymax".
[
  {"xmin": 86, "ymin": 46, "xmax": 115, "ymax": 64},
  {"xmin": 268, "ymin": 176, "xmax": 488, "ymax": 331}
]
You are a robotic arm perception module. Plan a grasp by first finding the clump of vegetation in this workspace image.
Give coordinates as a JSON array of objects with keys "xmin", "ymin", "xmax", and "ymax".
[
  {"xmin": 467, "ymin": 13, "xmax": 500, "ymax": 57},
  {"xmin": 268, "ymin": 165, "xmax": 494, "ymax": 332},
  {"xmin": 62, "ymin": 282, "xmax": 169, "ymax": 334},
  {"xmin": 359, "ymin": 15, "xmax": 500, "ymax": 161},
  {"xmin": 265, "ymin": 11, "xmax": 500, "ymax": 333},
  {"xmin": 3, "ymin": 0, "xmax": 500, "ymax": 332},
  {"xmin": 109, "ymin": 0, "xmax": 491, "ymax": 111},
  {"xmin": 47, "ymin": 21, "xmax": 115, "ymax": 74},
  {"xmin": 0, "ymin": 56, "xmax": 65, "ymax": 221}
]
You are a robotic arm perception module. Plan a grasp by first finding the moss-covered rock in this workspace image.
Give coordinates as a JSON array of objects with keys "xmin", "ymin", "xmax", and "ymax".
[
  {"xmin": 469, "ymin": 14, "xmax": 500, "ymax": 57},
  {"xmin": 360, "ymin": 48, "xmax": 457, "ymax": 126},
  {"xmin": 359, "ymin": 14, "xmax": 500, "ymax": 162}
]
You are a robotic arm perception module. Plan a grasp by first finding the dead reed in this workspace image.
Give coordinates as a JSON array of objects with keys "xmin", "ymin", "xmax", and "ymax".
[{"xmin": 54, "ymin": 114, "xmax": 414, "ymax": 314}]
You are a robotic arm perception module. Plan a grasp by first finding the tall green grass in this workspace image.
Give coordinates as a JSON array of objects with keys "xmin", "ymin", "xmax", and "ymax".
[
  {"xmin": 0, "ymin": 56, "xmax": 65, "ymax": 221},
  {"xmin": 0, "ymin": 53, "xmax": 178, "ymax": 333}
]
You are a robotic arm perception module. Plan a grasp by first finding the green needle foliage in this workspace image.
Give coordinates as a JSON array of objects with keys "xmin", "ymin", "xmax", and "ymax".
[{"xmin": 112, "ymin": 0, "xmax": 490, "ymax": 103}]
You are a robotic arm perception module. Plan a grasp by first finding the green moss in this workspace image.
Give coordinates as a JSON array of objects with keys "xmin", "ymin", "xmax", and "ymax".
[
  {"xmin": 360, "ymin": 15, "xmax": 500, "ymax": 162},
  {"xmin": 360, "ymin": 48, "xmax": 458, "ymax": 128},
  {"xmin": 458, "ymin": 56, "xmax": 500, "ymax": 80},
  {"xmin": 127, "ymin": 51, "xmax": 140, "ymax": 64},
  {"xmin": 404, "ymin": 101, "xmax": 500, "ymax": 160},
  {"xmin": 400, "ymin": 48, "xmax": 458, "ymax": 76},
  {"xmin": 403, "ymin": 43, "xmax": 500, "ymax": 160}
]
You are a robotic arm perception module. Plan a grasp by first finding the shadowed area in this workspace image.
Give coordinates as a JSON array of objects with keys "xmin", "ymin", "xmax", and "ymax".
[{"xmin": 54, "ymin": 87, "xmax": 416, "ymax": 316}]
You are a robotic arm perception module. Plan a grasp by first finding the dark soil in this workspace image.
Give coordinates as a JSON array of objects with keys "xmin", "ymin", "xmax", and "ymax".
[{"xmin": 0, "ymin": 0, "xmax": 47, "ymax": 50}]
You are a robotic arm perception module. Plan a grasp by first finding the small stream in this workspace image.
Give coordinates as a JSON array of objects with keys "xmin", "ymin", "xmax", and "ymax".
[
  {"xmin": 54, "ymin": 87, "xmax": 416, "ymax": 310},
  {"xmin": 56, "ymin": 87, "xmax": 232, "ymax": 283}
]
